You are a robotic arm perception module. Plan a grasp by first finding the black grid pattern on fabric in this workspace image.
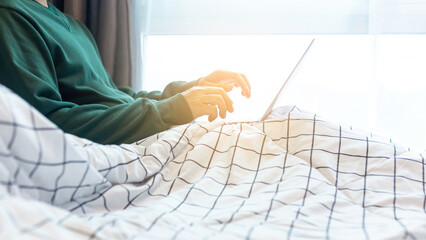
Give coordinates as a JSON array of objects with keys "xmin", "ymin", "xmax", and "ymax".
[
  {"xmin": 1, "ymin": 85, "xmax": 425, "ymax": 239},
  {"xmin": 0, "ymin": 86, "xmax": 111, "ymax": 207},
  {"xmin": 84, "ymin": 119, "xmax": 423, "ymax": 239}
]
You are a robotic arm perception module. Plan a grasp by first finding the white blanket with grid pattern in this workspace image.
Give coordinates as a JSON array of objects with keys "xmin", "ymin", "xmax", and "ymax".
[{"xmin": 0, "ymin": 84, "xmax": 425, "ymax": 240}]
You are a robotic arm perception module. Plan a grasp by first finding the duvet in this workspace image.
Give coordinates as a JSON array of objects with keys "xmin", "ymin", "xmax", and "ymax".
[{"xmin": 0, "ymin": 84, "xmax": 425, "ymax": 239}]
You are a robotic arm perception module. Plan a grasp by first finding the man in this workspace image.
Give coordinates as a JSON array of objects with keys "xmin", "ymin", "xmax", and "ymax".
[{"xmin": 0, "ymin": 0, "xmax": 251, "ymax": 144}]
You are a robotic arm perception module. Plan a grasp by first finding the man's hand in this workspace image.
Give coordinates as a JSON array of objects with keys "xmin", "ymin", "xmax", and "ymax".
[
  {"xmin": 182, "ymin": 86, "xmax": 234, "ymax": 122},
  {"xmin": 197, "ymin": 70, "xmax": 251, "ymax": 98}
]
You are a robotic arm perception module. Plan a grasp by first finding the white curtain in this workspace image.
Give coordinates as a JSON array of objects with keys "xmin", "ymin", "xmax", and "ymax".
[{"xmin": 129, "ymin": 0, "xmax": 153, "ymax": 91}]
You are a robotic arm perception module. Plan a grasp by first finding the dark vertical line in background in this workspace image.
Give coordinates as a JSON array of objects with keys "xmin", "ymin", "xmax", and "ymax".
[
  {"xmin": 124, "ymin": 0, "xmax": 132, "ymax": 86},
  {"xmin": 50, "ymin": 0, "xmax": 64, "ymax": 12},
  {"xmin": 86, "ymin": 0, "xmax": 92, "ymax": 28},
  {"xmin": 89, "ymin": 0, "xmax": 100, "ymax": 39}
]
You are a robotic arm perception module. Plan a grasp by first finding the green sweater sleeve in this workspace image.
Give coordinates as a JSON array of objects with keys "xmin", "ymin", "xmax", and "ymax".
[
  {"xmin": 0, "ymin": 8, "xmax": 194, "ymax": 145},
  {"xmin": 48, "ymin": 95, "xmax": 193, "ymax": 144},
  {"xmin": 119, "ymin": 80, "xmax": 199, "ymax": 100}
]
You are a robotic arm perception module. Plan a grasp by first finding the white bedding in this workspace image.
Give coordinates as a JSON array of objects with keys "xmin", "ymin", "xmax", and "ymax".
[{"xmin": 0, "ymin": 84, "xmax": 425, "ymax": 239}]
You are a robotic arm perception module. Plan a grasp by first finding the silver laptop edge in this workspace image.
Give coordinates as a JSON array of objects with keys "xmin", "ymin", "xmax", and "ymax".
[{"xmin": 260, "ymin": 38, "xmax": 315, "ymax": 121}]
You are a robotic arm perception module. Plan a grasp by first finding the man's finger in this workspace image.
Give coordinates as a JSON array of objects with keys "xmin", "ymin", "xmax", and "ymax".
[
  {"xmin": 218, "ymin": 83, "xmax": 234, "ymax": 92},
  {"xmin": 203, "ymin": 104, "xmax": 218, "ymax": 122},
  {"xmin": 202, "ymin": 94, "xmax": 227, "ymax": 119},
  {"xmin": 196, "ymin": 87, "xmax": 234, "ymax": 112},
  {"xmin": 222, "ymin": 71, "xmax": 251, "ymax": 98},
  {"xmin": 235, "ymin": 73, "xmax": 251, "ymax": 98},
  {"xmin": 207, "ymin": 82, "xmax": 234, "ymax": 92},
  {"xmin": 241, "ymin": 73, "xmax": 251, "ymax": 92}
]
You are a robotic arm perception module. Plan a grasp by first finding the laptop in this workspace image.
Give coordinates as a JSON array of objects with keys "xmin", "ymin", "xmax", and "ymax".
[{"xmin": 225, "ymin": 38, "xmax": 315, "ymax": 122}]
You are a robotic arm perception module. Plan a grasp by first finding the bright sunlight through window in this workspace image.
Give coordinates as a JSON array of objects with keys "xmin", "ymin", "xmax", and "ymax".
[{"xmin": 143, "ymin": 35, "xmax": 426, "ymax": 152}]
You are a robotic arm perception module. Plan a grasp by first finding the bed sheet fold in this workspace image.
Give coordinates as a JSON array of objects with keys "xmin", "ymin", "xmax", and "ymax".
[{"xmin": 0, "ymin": 84, "xmax": 425, "ymax": 239}]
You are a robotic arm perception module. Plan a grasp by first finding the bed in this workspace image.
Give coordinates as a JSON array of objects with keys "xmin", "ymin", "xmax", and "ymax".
[{"xmin": 0, "ymin": 83, "xmax": 425, "ymax": 239}]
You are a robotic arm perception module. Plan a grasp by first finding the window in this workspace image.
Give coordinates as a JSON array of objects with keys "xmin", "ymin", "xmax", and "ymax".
[{"xmin": 134, "ymin": 0, "xmax": 426, "ymax": 152}]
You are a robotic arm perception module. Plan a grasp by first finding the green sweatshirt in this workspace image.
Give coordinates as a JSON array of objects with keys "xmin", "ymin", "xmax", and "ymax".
[{"xmin": 0, "ymin": 0, "xmax": 196, "ymax": 144}]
